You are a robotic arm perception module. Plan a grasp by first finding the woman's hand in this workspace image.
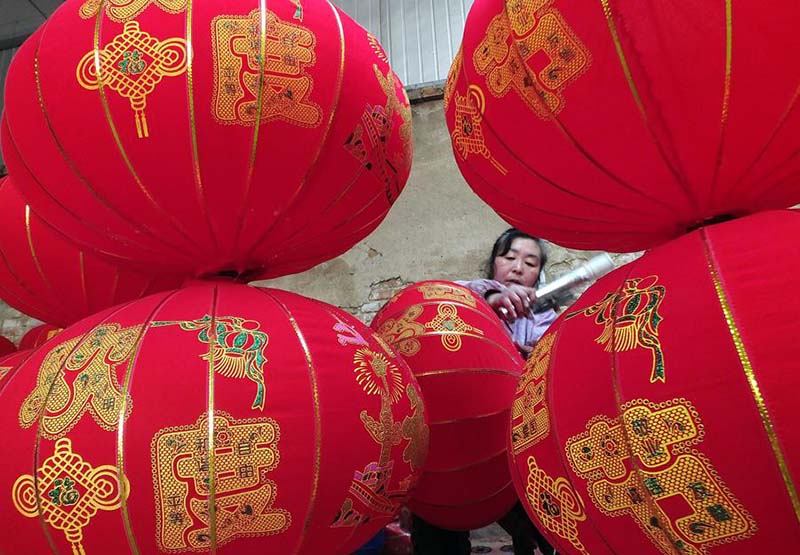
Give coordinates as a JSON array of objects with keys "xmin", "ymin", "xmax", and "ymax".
[{"xmin": 486, "ymin": 285, "xmax": 537, "ymax": 323}]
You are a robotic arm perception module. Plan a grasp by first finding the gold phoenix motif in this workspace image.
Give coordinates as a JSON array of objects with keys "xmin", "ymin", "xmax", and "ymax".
[
  {"xmin": 566, "ymin": 399, "xmax": 756, "ymax": 555},
  {"xmin": 212, "ymin": 9, "xmax": 322, "ymax": 127},
  {"xmin": 80, "ymin": 0, "xmax": 188, "ymax": 22},
  {"xmin": 151, "ymin": 412, "xmax": 289, "ymax": 551},
  {"xmin": 417, "ymin": 282, "xmax": 477, "ymax": 307},
  {"xmin": 473, "ymin": 0, "xmax": 591, "ymax": 119},
  {"xmin": 19, "ymin": 323, "xmax": 142, "ymax": 439},
  {"xmin": 526, "ymin": 455, "xmax": 589, "ymax": 555},
  {"xmin": 511, "ymin": 332, "xmax": 555, "ymax": 454},
  {"xmin": 451, "ymin": 85, "xmax": 508, "ymax": 175},
  {"xmin": 76, "ymin": 21, "xmax": 188, "ymax": 138},
  {"xmin": 344, "ymin": 64, "xmax": 412, "ymax": 204},
  {"xmin": 425, "ymin": 303, "xmax": 484, "ymax": 352},
  {"xmin": 152, "ymin": 315, "xmax": 269, "ymax": 411},
  {"xmin": 375, "ymin": 305, "xmax": 426, "ymax": 357},
  {"xmin": 566, "ymin": 276, "xmax": 667, "ymax": 382},
  {"xmin": 13, "ymin": 438, "xmax": 128, "ymax": 555},
  {"xmin": 332, "ymin": 335, "xmax": 427, "ymax": 529}
]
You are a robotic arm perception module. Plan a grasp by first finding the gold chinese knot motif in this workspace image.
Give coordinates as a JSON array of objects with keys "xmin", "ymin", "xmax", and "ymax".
[
  {"xmin": 13, "ymin": 438, "xmax": 128, "ymax": 555},
  {"xmin": 76, "ymin": 21, "xmax": 188, "ymax": 139},
  {"xmin": 19, "ymin": 323, "xmax": 142, "ymax": 439},
  {"xmin": 331, "ymin": 320, "xmax": 428, "ymax": 530},
  {"xmin": 566, "ymin": 276, "xmax": 667, "ymax": 382},
  {"xmin": 425, "ymin": 303, "xmax": 484, "ymax": 352},
  {"xmin": 152, "ymin": 315, "xmax": 269, "ymax": 411},
  {"xmin": 451, "ymin": 85, "xmax": 508, "ymax": 175},
  {"xmin": 344, "ymin": 65, "xmax": 412, "ymax": 204},
  {"xmin": 374, "ymin": 305, "xmax": 426, "ymax": 357},
  {"xmin": 526, "ymin": 455, "xmax": 589, "ymax": 555},
  {"xmin": 511, "ymin": 332, "xmax": 555, "ymax": 455},
  {"xmin": 79, "ymin": 0, "xmax": 187, "ymax": 22},
  {"xmin": 473, "ymin": 0, "xmax": 590, "ymax": 119},
  {"xmin": 566, "ymin": 399, "xmax": 756, "ymax": 555},
  {"xmin": 417, "ymin": 282, "xmax": 477, "ymax": 307},
  {"xmin": 212, "ymin": 9, "xmax": 322, "ymax": 128},
  {"xmin": 151, "ymin": 412, "xmax": 290, "ymax": 551}
]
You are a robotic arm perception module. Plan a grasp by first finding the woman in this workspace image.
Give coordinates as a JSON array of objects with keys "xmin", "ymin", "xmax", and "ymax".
[{"xmin": 411, "ymin": 228, "xmax": 557, "ymax": 555}]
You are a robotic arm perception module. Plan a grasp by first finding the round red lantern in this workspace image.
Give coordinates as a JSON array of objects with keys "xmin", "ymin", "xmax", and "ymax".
[
  {"xmin": 2, "ymin": 0, "xmax": 412, "ymax": 279},
  {"xmin": 0, "ymin": 281, "xmax": 428, "ymax": 555},
  {"xmin": 372, "ymin": 280, "xmax": 523, "ymax": 530},
  {"xmin": 509, "ymin": 210, "xmax": 800, "ymax": 555},
  {"xmin": 446, "ymin": 0, "xmax": 800, "ymax": 252},
  {"xmin": 18, "ymin": 324, "xmax": 63, "ymax": 351},
  {"xmin": 0, "ymin": 176, "xmax": 184, "ymax": 327}
]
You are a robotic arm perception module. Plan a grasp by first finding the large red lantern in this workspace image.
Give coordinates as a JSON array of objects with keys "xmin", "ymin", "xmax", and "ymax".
[
  {"xmin": 2, "ymin": 0, "xmax": 412, "ymax": 279},
  {"xmin": 0, "ymin": 176, "xmax": 183, "ymax": 327},
  {"xmin": 509, "ymin": 210, "xmax": 800, "ymax": 555},
  {"xmin": 0, "ymin": 281, "xmax": 428, "ymax": 555},
  {"xmin": 372, "ymin": 280, "xmax": 523, "ymax": 530},
  {"xmin": 446, "ymin": 0, "xmax": 800, "ymax": 252}
]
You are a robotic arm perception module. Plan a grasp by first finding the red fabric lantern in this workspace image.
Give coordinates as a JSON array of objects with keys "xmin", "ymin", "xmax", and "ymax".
[
  {"xmin": 18, "ymin": 324, "xmax": 63, "ymax": 351},
  {"xmin": 0, "ymin": 176, "xmax": 183, "ymax": 327},
  {"xmin": 0, "ymin": 336, "xmax": 17, "ymax": 359},
  {"xmin": 372, "ymin": 280, "xmax": 523, "ymax": 530},
  {"xmin": 0, "ymin": 281, "xmax": 428, "ymax": 555},
  {"xmin": 0, "ymin": 349, "xmax": 32, "ymax": 391},
  {"xmin": 2, "ymin": 0, "xmax": 412, "ymax": 280},
  {"xmin": 509, "ymin": 210, "xmax": 800, "ymax": 555},
  {"xmin": 446, "ymin": 0, "xmax": 800, "ymax": 252}
]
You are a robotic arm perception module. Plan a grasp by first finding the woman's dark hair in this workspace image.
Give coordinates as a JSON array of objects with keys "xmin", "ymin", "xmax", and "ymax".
[{"xmin": 484, "ymin": 228, "xmax": 548, "ymax": 284}]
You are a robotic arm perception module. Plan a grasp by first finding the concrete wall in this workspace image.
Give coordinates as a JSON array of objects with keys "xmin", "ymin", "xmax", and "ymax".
[{"xmin": 0, "ymin": 98, "xmax": 639, "ymax": 344}]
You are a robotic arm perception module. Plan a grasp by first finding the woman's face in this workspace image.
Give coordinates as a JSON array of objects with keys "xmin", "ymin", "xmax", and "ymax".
[{"xmin": 492, "ymin": 237, "xmax": 542, "ymax": 288}]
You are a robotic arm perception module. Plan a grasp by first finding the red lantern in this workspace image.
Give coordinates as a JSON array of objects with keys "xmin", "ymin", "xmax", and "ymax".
[
  {"xmin": 509, "ymin": 210, "xmax": 800, "ymax": 555},
  {"xmin": 446, "ymin": 0, "xmax": 800, "ymax": 252},
  {"xmin": 372, "ymin": 280, "xmax": 523, "ymax": 530},
  {"xmin": 0, "ymin": 281, "xmax": 428, "ymax": 555},
  {"xmin": 0, "ymin": 176, "xmax": 183, "ymax": 327},
  {"xmin": 0, "ymin": 336, "xmax": 16, "ymax": 359},
  {"xmin": 18, "ymin": 324, "xmax": 63, "ymax": 351},
  {"xmin": 2, "ymin": 0, "xmax": 412, "ymax": 279}
]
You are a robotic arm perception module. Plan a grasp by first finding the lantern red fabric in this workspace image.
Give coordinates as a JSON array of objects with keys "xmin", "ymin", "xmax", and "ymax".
[
  {"xmin": 18, "ymin": 324, "xmax": 63, "ymax": 351},
  {"xmin": 2, "ymin": 0, "xmax": 412, "ymax": 280},
  {"xmin": 0, "ymin": 336, "xmax": 17, "ymax": 359},
  {"xmin": 0, "ymin": 349, "xmax": 32, "ymax": 391},
  {"xmin": 372, "ymin": 280, "xmax": 523, "ymax": 530},
  {"xmin": 0, "ymin": 281, "xmax": 428, "ymax": 555},
  {"xmin": 509, "ymin": 210, "xmax": 800, "ymax": 555},
  {"xmin": 0, "ymin": 176, "xmax": 184, "ymax": 327},
  {"xmin": 446, "ymin": 0, "xmax": 800, "ymax": 252}
]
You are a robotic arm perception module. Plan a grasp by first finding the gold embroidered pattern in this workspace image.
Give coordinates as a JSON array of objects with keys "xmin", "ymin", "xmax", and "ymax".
[
  {"xmin": 79, "ymin": 0, "xmax": 187, "ymax": 22},
  {"xmin": 425, "ymin": 303, "xmax": 484, "ymax": 352},
  {"xmin": 526, "ymin": 455, "xmax": 588, "ymax": 555},
  {"xmin": 151, "ymin": 412, "xmax": 289, "ymax": 551},
  {"xmin": 566, "ymin": 276, "xmax": 667, "ymax": 382},
  {"xmin": 212, "ymin": 9, "xmax": 322, "ymax": 128},
  {"xmin": 345, "ymin": 65, "xmax": 412, "ymax": 203},
  {"xmin": 290, "ymin": 0, "xmax": 304, "ymax": 21},
  {"xmin": 511, "ymin": 332, "xmax": 555, "ymax": 454},
  {"xmin": 417, "ymin": 282, "xmax": 477, "ymax": 307},
  {"xmin": 0, "ymin": 365, "xmax": 12, "ymax": 383},
  {"xmin": 402, "ymin": 384, "xmax": 429, "ymax": 473},
  {"xmin": 152, "ymin": 316, "xmax": 269, "ymax": 411},
  {"xmin": 444, "ymin": 47, "xmax": 463, "ymax": 110},
  {"xmin": 375, "ymin": 305, "xmax": 426, "ymax": 357},
  {"xmin": 76, "ymin": 21, "xmax": 188, "ymax": 139},
  {"xmin": 368, "ymin": 33, "xmax": 389, "ymax": 64},
  {"xmin": 566, "ymin": 399, "xmax": 756, "ymax": 555},
  {"xmin": 451, "ymin": 85, "xmax": 508, "ymax": 175},
  {"xmin": 474, "ymin": 1, "xmax": 590, "ymax": 119},
  {"xmin": 19, "ymin": 323, "xmax": 142, "ymax": 439},
  {"xmin": 13, "ymin": 438, "xmax": 128, "ymax": 555},
  {"xmin": 354, "ymin": 348, "xmax": 404, "ymax": 403}
]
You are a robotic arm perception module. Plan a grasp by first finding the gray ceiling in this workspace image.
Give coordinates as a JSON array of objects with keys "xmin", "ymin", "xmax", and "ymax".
[{"xmin": 0, "ymin": 0, "xmax": 64, "ymax": 50}]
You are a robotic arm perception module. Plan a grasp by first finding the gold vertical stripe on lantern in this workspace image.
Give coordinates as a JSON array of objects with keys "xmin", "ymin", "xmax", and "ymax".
[
  {"xmin": 206, "ymin": 286, "xmax": 220, "ymax": 552},
  {"xmin": 702, "ymin": 234, "xmax": 800, "ymax": 524}
]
